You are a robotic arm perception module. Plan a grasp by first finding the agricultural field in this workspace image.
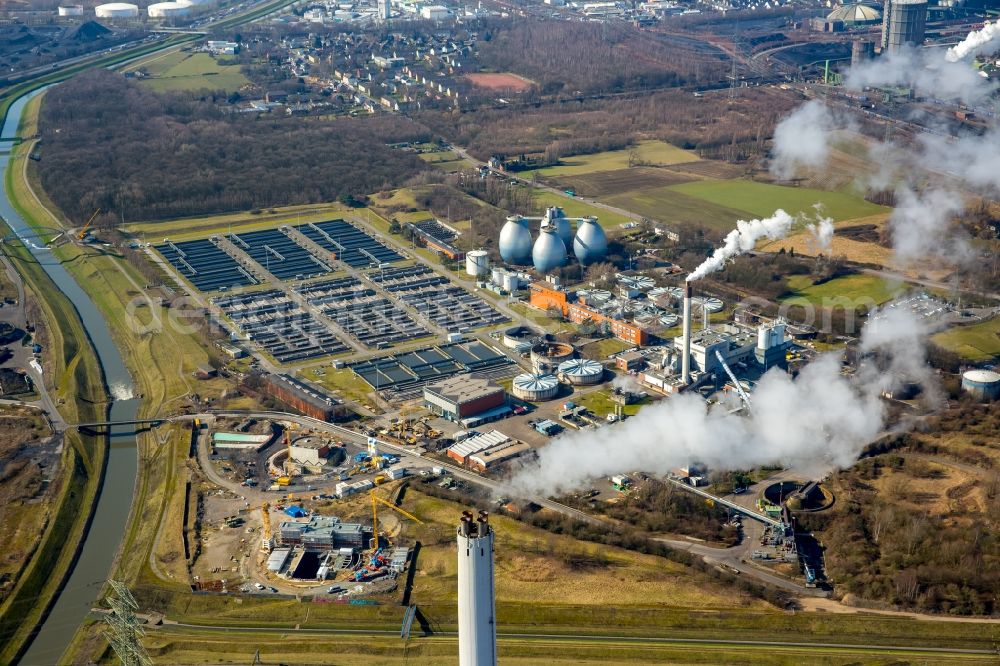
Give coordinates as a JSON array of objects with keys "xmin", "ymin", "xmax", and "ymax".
[
  {"xmin": 530, "ymin": 140, "xmax": 699, "ymax": 177},
  {"xmin": 465, "ymin": 72, "xmax": 534, "ymax": 91},
  {"xmin": 133, "ymin": 51, "xmax": 250, "ymax": 93},
  {"xmin": 555, "ymin": 167, "xmax": 694, "ymax": 200},
  {"xmin": 931, "ymin": 315, "xmax": 1000, "ymax": 361},
  {"xmin": 668, "ymin": 179, "xmax": 887, "ymax": 223},
  {"xmin": 761, "ymin": 214, "xmax": 895, "ymax": 267},
  {"xmin": 781, "ymin": 274, "xmax": 905, "ymax": 307}
]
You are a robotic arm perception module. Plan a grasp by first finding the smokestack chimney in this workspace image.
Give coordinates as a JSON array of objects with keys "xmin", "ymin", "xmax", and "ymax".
[
  {"xmin": 457, "ymin": 509, "xmax": 496, "ymax": 666},
  {"xmin": 682, "ymin": 281, "xmax": 692, "ymax": 385}
]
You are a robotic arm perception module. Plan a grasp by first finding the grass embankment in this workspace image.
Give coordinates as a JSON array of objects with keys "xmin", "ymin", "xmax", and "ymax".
[
  {"xmin": 0, "ymin": 110, "xmax": 108, "ymax": 663},
  {"xmin": 125, "ymin": 202, "xmax": 349, "ymax": 242},
  {"xmin": 932, "ymin": 315, "xmax": 1000, "ymax": 362},
  {"xmin": 133, "ymin": 51, "xmax": 250, "ymax": 94},
  {"xmin": 781, "ymin": 274, "xmax": 906, "ymax": 308}
]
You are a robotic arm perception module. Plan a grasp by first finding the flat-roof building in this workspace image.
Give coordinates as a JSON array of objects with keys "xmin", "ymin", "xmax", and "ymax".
[
  {"xmin": 424, "ymin": 374, "xmax": 506, "ymax": 422},
  {"xmin": 447, "ymin": 430, "xmax": 510, "ymax": 464},
  {"xmin": 265, "ymin": 373, "xmax": 349, "ymax": 422},
  {"xmin": 469, "ymin": 441, "xmax": 531, "ymax": 471},
  {"xmin": 279, "ymin": 515, "xmax": 364, "ymax": 549},
  {"xmin": 289, "ymin": 436, "xmax": 331, "ymax": 466}
]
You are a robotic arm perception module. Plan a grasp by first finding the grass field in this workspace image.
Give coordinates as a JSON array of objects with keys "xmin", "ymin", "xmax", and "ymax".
[
  {"xmin": 574, "ymin": 390, "xmax": 646, "ymax": 418},
  {"xmin": 578, "ymin": 337, "xmax": 633, "ymax": 359},
  {"xmin": 419, "ymin": 149, "xmax": 477, "ymax": 173},
  {"xmin": 669, "ymin": 179, "xmax": 887, "ymax": 223},
  {"xmin": 781, "ymin": 274, "xmax": 906, "ymax": 307},
  {"xmin": 125, "ymin": 202, "xmax": 348, "ymax": 241},
  {"xmin": 529, "ymin": 140, "xmax": 699, "ymax": 177},
  {"xmin": 931, "ymin": 316, "xmax": 1000, "ymax": 361},
  {"xmin": 136, "ymin": 51, "xmax": 250, "ymax": 93},
  {"xmin": 603, "ymin": 184, "xmax": 751, "ymax": 231}
]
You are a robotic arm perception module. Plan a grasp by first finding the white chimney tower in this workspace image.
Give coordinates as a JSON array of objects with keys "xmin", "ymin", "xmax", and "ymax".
[
  {"xmin": 681, "ymin": 281, "xmax": 693, "ymax": 384},
  {"xmin": 457, "ymin": 510, "xmax": 496, "ymax": 666}
]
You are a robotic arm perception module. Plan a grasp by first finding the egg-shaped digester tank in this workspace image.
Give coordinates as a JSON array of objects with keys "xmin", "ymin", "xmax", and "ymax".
[
  {"xmin": 499, "ymin": 216, "xmax": 532, "ymax": 265},
  {"xmin": 573, "ymin": 216, "xmax": 607, "ymax": 266},
  {"xmin": 545, "ymin": 207, "xmax": 574, "ymax": 249},
  {"xmin": 532, "ymin": 226, "xmax": 567, "ymax": 273}
]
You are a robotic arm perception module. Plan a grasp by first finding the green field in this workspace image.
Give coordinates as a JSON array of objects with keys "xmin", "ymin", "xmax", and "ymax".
[
  {"xmin": 533, "ymin": 190, "xmax": 632, "ymax": 227},
  {"xmin": 137, "ymin": 51, "xmax": 250, "ymax": 93},
  {"xmin": 604, "ymin": 184, "xmax": 751, "ymax": 231},
  {"xmin": 781, "ymin": 274, "xmax": 905, "ymax": 307},
  {"xmin": 931, "ymin": 316, "xmax": 1000, "ymax": 361},
  {"xmin": 669, "ymin": 179, "xmax": 887, "ymax": 223},
  {"xmin": 530, "ymin": 140, "xmax": 699, "ymax": 177}
]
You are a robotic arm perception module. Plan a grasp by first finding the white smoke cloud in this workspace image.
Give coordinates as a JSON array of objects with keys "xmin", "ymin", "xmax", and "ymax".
[
  {"xmin": 507, "ymin": 307, "xmax": 932, "ymax": 498},
  {"xmin": 687, "ymin": 209, "xmax": 796, "ymax": 282},
  {"xmin": 844, "ymin": 46, "xmax": 995, "ymax": 106},
  {"xmin": 888, "ymin": 187, "xmax": 970, "ymax": 265},
  {"xmin": 806, "ymin": 205, "xmax": 835, "ymax": 252},
  {"xmin": 859, "ymin": 304, "xmax": 939, "ymax": 404},
  {"xmin": 946, "ymin": 21, "xmax": 1000, "ymax": 63},
  {"xmin": 769, "ymin": 100, "xmax": 837, "ymax": 180}
]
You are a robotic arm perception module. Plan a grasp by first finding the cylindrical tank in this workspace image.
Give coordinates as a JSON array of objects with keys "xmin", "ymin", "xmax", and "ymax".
[
  {"xmin": 511, "ymin": 373, "xmax": 559, "ymax": 401},
  {"xmin": 545, "ymin": 207, "xmax": 574, "ymax": 248},
  {"xmin": 882, "ymin": 0, "xmax": 927, "ymax": 52},
  {"xmin": 490, "ymin": 266, "xmax": 504, "ymax": 285},
  {"xmin": 501, "ymin": 271, "xmax": 520, "ymax": 292},
  {"xmin": 557, "ymin": 358, "xmax": 604, "ymax": 385},
  {"xmin": 499, "ymin": 216, "xmax": 532, "ymax": 265},
  {"xmin": 58, "ymin": 5, "xmax": 85, "ymax": 16},
  {"xmin": 457, "ymin": 513, "xmax": 496, "ymax": 666},
  {"xmin": 961, "ymin": 369, "xmax": 1000, "ymax": 401},
  {"xmin": 95, "ymin": 2, "xmax": 139, "ymax": 17},
  {"xmin": 501, "ymin": 325, "xmax": 541, "ymax": 349},
  {"xmin": 573, "ymin": 217, "xmax": 607, "ymax": 266},
  {"xmin": 466, "ymin": 250, "xmax": 489, "ymax": 278},
  {"xmin": 148, "ymin": 1, "xmax": 190, "ymax": 17},
  {"xmin": 851, "ymin": 39, "xmax": 874, "ymax": 66},
  {"xmin": 532, "ymin": 226, "xmax": 567, "ymax": 273},
  {"xmin": 530, "ymin": 341, "xmax": 574, "ymax": 374}
]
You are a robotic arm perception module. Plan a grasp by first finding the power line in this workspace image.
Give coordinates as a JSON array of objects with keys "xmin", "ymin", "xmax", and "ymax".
[{"xmin": 102, "ymin": 580, "xmax": 152, "ymax": 666}]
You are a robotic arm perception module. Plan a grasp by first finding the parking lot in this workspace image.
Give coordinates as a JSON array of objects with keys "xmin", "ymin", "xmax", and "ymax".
[
  {"xmin": 156, "ymin": 238, "xmax": 258, "ymax": 292},
  {"xmin": 214, "ymin": 289, "xmax": 349, "ymax": 363}
]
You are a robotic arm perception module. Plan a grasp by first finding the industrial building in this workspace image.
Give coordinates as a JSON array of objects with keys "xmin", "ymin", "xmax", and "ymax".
[
  {"xmin": 528, "ymin": 282, "xmax": 650, "ymax": 345},
  {"xmin": 881, "ymin": 0, "xmax": 926, "ymax": 52},
  {"xmin": 827, "ymin": 3, "xmax": 881, "ymax": 25},
  {"xmin": 407, "ymin": 220, "xmax": 465, "ymax": 260},
  {"xmin": 447, "ymin": 430, "xmax": 511, "ymax": 465},
  {"xmin": 424, "ymin": 374, "xmax": 508, "ymax": 422},
  {"xmin": 279, "ymin": 515, "xmax": 365, "ymax": 549},
  {"xmin": 499, "ymin": 209, "xmax": 608, "ymax": 272},
  {"xmin": 264, "ymin": 374, "xmax": 350, "ymax": 422},
  {"xmin": 469, "ymin": 441, "xmax": 531, "ymax": 472},
  {"xmin": 457, "ymin": 511, "xmax": 497, "ymax": 666},
  {"xmin": 961, "ymin": 369, "xmax": 1000, "ymax": 401},
  {"xmin": 289, "ymin": 437, "xmax": 331, "ymax": 466}
]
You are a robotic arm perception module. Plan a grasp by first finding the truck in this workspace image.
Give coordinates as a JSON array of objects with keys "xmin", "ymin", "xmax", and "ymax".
[{"xmin": 611, "ymin": 474, "xmax": 631, "ymax": 491}]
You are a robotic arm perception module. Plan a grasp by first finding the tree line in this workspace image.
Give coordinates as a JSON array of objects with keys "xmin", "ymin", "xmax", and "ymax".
[{"xmin": 35, "ymin": 71, "xmax": 432, "ymax": 223}]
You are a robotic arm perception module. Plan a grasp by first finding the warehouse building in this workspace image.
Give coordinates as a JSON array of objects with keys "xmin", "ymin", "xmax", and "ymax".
[
  {"xmin": 424, "ymin": 374, "xmax": 507, "ymax": 422},
  {"xmin": 264, "ymin": 374, "xmax": 350, "ymax": 422},
  {"xmin": 278, "ymin": 515, "xmax": 365, "ymax": 549},
  {"xmin": 469, "ymin": 441, "xmax": 531, "ymax": 472},
  {"xmin": 447, "ymin": 430, "xmax": 511, "ymax": 465}
]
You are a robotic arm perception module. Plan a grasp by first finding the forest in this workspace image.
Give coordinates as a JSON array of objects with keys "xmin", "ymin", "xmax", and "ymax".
[
  {"xmin": 477, "ymin": 20, "xmax": 728, "ymax": 95},
  {"xmin": 35, "ymin": 71, "xmax": 431, "ymax": 222}
]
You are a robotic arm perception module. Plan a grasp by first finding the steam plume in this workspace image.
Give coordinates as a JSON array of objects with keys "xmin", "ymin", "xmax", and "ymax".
[
  {"xmin": 769, "ymin": 100, "xmax": 837, "ymax": 180},
  {"xmin": 946, "ymin": 22, "xmax": 1000, "ymax": 63},
  {"xmin": 687, "ymin": 210, "xmax": 795, "ymax": 282}
]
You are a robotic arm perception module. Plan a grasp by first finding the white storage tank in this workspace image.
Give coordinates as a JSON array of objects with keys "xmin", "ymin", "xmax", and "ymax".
[
  {"xmin": 557, "ymin": 358, "xmax": 604, "ymax": 385},
  {"xmin": 501, "ymin": 271, "xmax": 521, "ymax": 292},
  {"xmin": 148, "ymin": 1, "xmax": 190, "ymax": 17},
  {"xmin": 961, "ymin": 369, "xmax": 1000, "ymax": 402},
  {"xmin": 512, "ymin": 373, "xmax": 559, "ymax": 401},
  {"xmin": 466, "ymin": 250, "xmax": 489, "ymax": 278},
  {"xmin": 95, "ymin": 2, "xmax": 139, "ymax": 17},
  {"xmin": 58, "ymin": 5, "xmax": 85, "ymax": 16}
]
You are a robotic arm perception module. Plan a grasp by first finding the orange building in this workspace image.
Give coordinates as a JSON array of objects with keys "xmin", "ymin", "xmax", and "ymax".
[{"xmin": 529, "ymin": 284, "xmax": 647, "ymax": 345}]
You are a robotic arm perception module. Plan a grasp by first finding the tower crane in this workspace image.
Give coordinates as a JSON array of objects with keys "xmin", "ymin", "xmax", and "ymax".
[
  {"xmin": 715, "ymin": 350, "xmax": 752, "ymax": 413},
  {"xmin": 77, "ymin": 208, "xmax": 101, "ymax": 241},
  {"xmin": 370, "ymin": 489, "xmax": 424, "ymax": 552}
]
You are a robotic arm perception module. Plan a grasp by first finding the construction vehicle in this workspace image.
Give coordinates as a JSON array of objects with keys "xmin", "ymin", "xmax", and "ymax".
[
  {"xmin": 76, "ymin": 208, "xmax": 101, "ymax": 241},
  {"xmin": 260, "ymin": 503, "xmax": 273, "ymax": 552},
  {"xmin": 276, "ymin": 476, "xmax": 291, "ymax": 487},
  {"xmin": 369, "ymin": 489, "xmax": 423, "ymax": 552}
]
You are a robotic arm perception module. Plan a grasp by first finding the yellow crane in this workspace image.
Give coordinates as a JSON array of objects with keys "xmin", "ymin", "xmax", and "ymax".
[
  {"xmin": 370, "ymin": 489, "xmax": 423, "ymax": 551},
  {"xmin": 260, "ymin": 502, "xmax": 273, "ymax": 552},
  {"xmin": 77, "ymin": 208, "xmax": 101, "ymax": 241}
]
